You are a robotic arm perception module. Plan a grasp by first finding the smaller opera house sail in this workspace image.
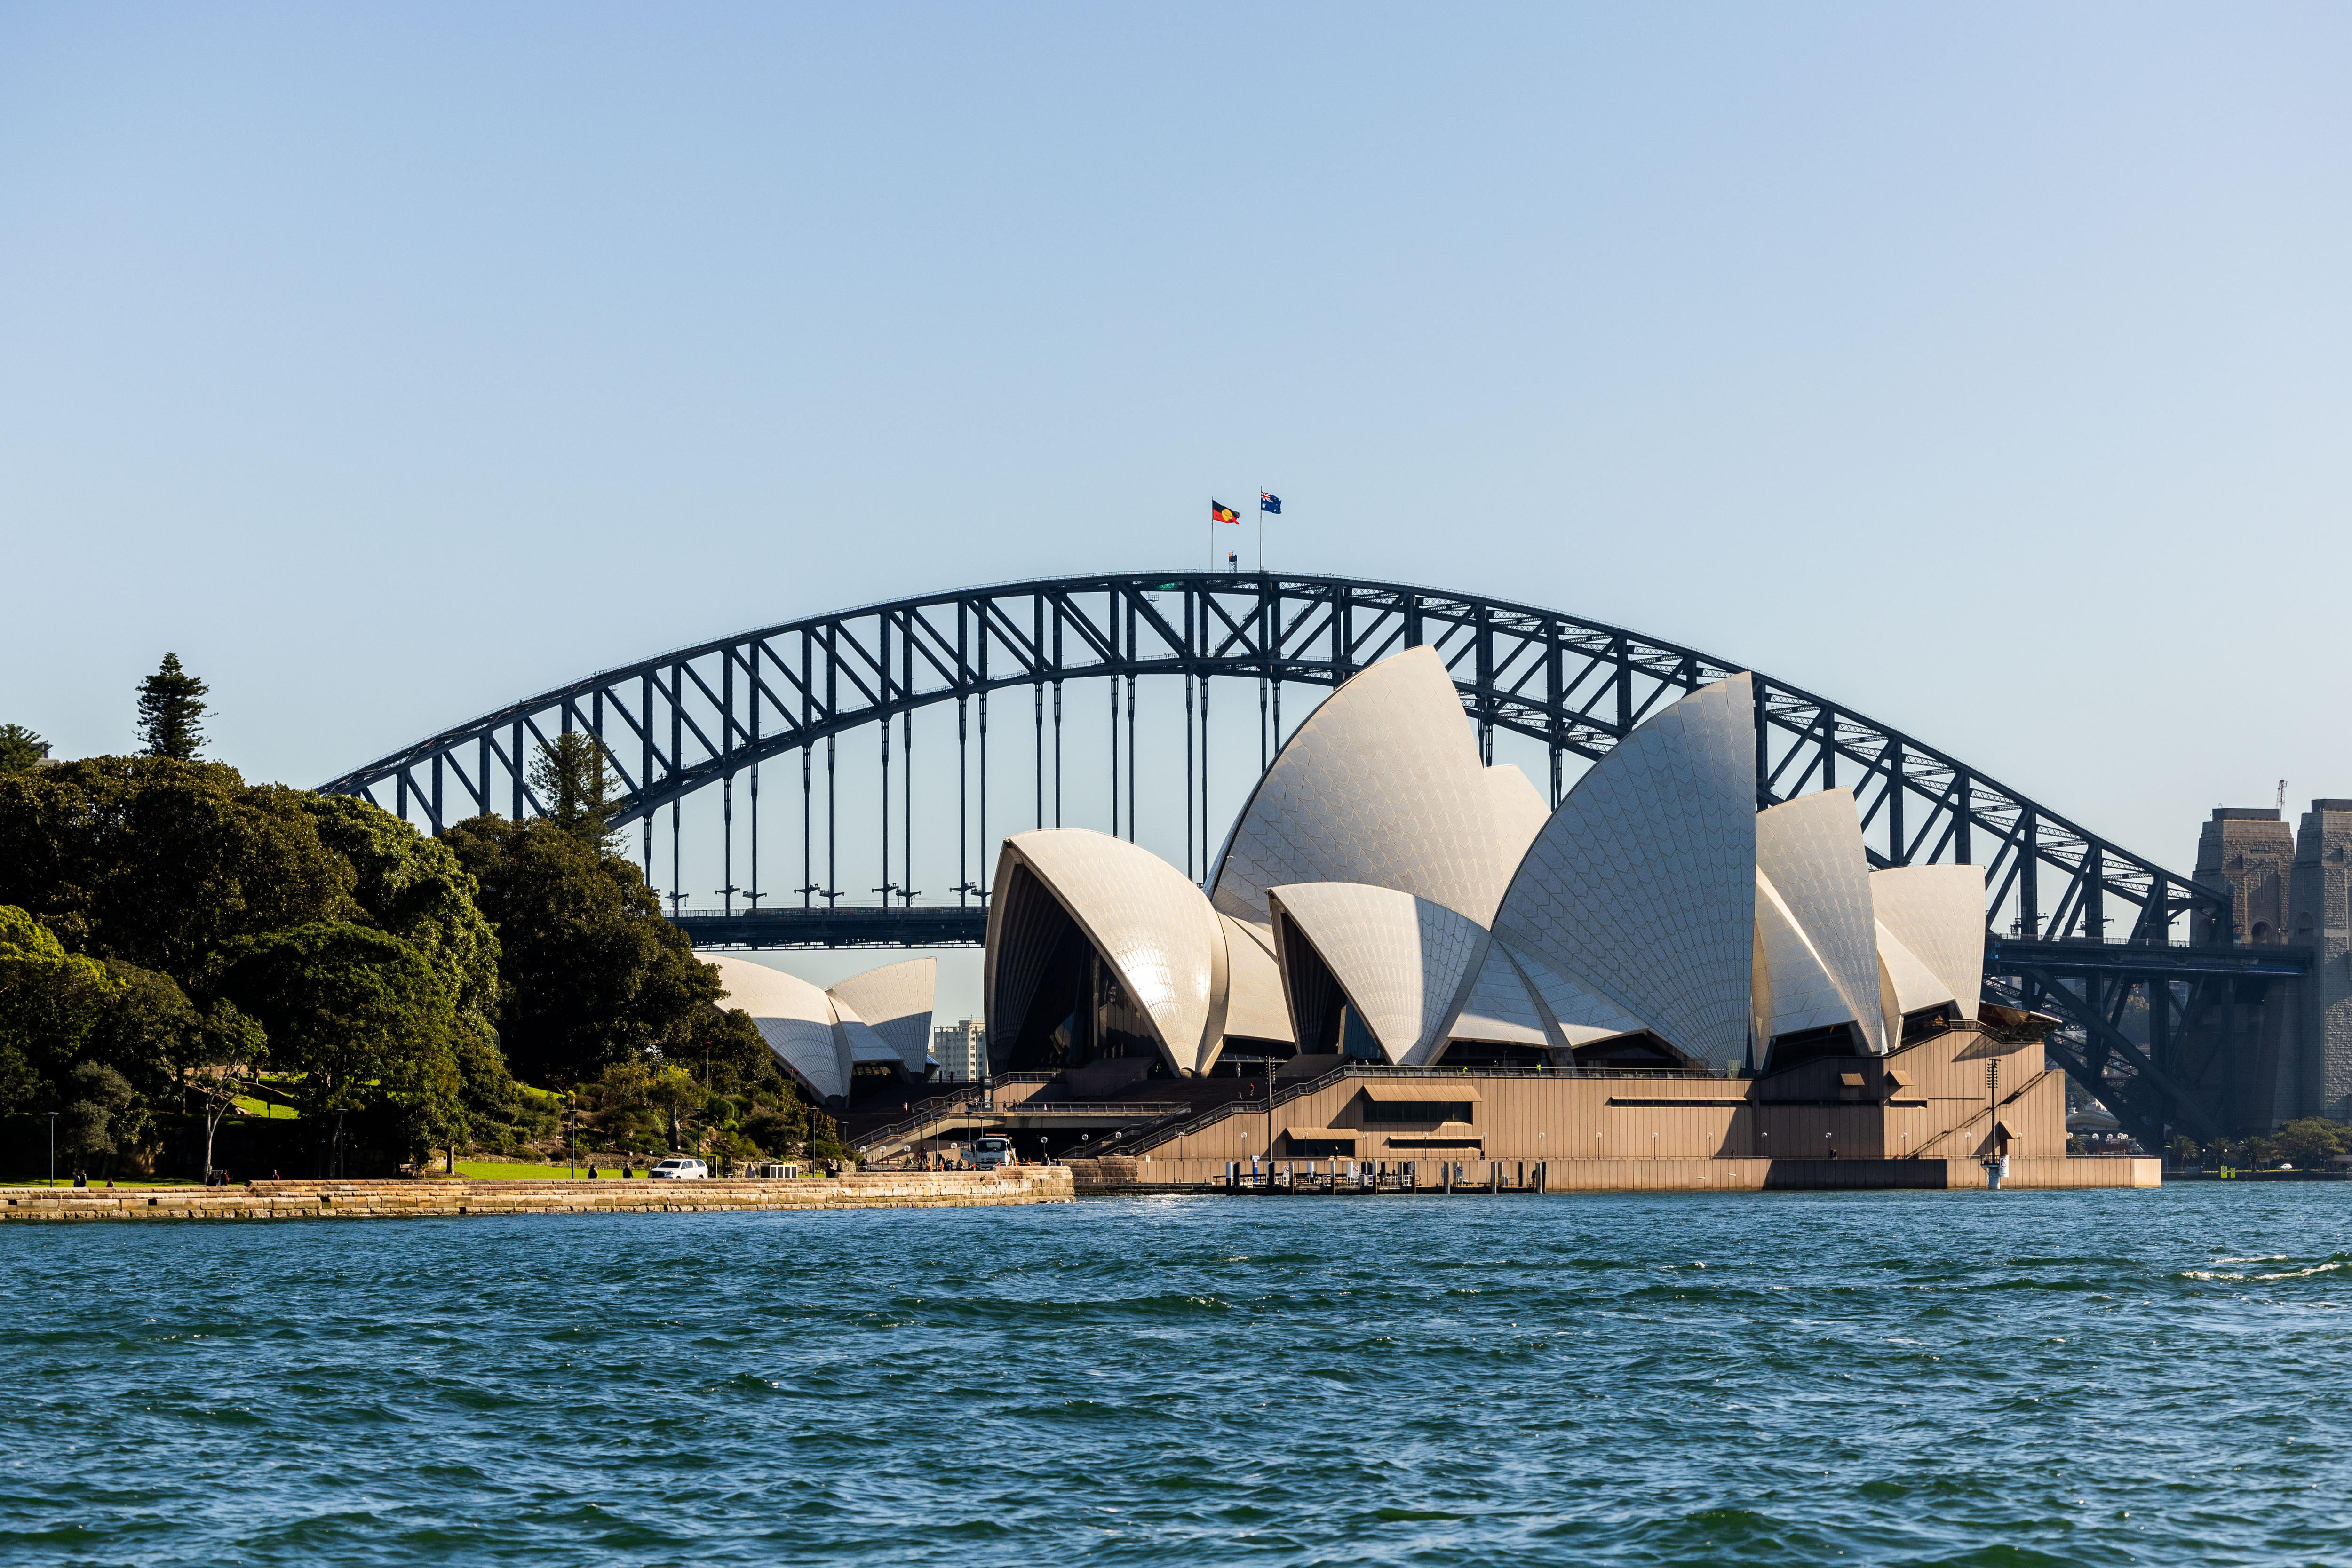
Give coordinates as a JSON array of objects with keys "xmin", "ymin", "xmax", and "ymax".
[{"xmin": 707, "ymin": 955, "xmax": 938, "ymax": 1107}]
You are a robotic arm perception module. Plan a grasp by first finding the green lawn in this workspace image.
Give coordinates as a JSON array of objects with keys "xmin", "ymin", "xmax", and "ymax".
[
  {"xmin": 0, "ymin": 1175, "xmax": 207, "ymax": 1188},
  {"xmin": 453, "ymin": 1160, "xmax": 597, "ymax": 1180}
]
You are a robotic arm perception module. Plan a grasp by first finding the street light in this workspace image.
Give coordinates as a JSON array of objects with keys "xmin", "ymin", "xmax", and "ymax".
[{"xmin": 48, "ymin": 1112, "xmax": 56, "ymax": 1187}]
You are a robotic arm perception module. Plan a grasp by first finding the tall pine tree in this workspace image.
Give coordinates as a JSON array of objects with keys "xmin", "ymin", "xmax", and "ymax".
[{"xmin": 136, "ymin": 653, "xmax": 208, "ymax": 760}]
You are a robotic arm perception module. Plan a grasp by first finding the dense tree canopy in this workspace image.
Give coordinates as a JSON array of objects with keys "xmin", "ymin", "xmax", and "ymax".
[
  {"xmin": 0, "ymin": 756, "xmax": 357, "ymax": 985},
  {"xmin": 209, "ymin": 921, "xmax": 465, "ymax": 1158},
  {"xmin": 2271, "ymin": 1118, "xmax": 2351, "ymax": 1170},
  {"xmin": 299, "ymin": 794, "xmax": 501, "ymax": 1034},
  {"xmin": 84, "ymin": 957, "xmax": 201, "ymax": 1103},
  {"xmin": 444, "ymin": 813, "xmax": 726, "ymax": 1087},
  {"xmin": 0, "ymin": 904, "xmax": 121, "ymax": 1113},
  {"xmin": 0, "ymin": 731, "xmax": 813, "ymax": 1173}
]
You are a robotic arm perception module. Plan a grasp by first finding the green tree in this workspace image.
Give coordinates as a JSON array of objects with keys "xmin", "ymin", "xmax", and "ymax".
[
  {"xmin": 443, "ymin": 814, "xmax": 724, "ymax": 1087},
  {"xmin": 0, "ymin": 904, "xmax": 121, "ymax": 1112},
  {"xmin": 136, "ymin": 653, "xmax": 209, "ymax": 760},
  {"xmin": 209, "ymin": 922, "xmax": 463, "ymax": 1161},
  {"xmin": 0, "ymin": 724, "xmax": 46, "ymax": 774},
  {"xmin": 184, "ymin": 999, "xmax": 268, "ymax": 1180},
  {"xmin": 84, "ymin": 960, "xmax": 203, "ymax": 1103},
  {"xmin": 527, "ymin": 732, "xmax": 623, "ymax": 851},
  {"xmin": 0, "ymin": 756, "xmax": 357, "ymax": 986},
  {"xmin": 56, "ymin": 1061, "xmax": 147, "ymax": 1178},
  {"xmin": 690, "ymin": 1005, "xmax": 787, "ymax": 1098},
  {"xmin": 743, "ymin": 1098, "xmax": 810, "ymax": 1158},
  {"xmin": 2272, "ymin": 1118, "xmax": 2350, "ymax": 1170},
  {"xmin": 646, "ymin": 1063, "xmax": 701, "ymax": 1152},
  {"xmin": 298, "ymin": 794, "xmax": 501, "ymax": 1031}
]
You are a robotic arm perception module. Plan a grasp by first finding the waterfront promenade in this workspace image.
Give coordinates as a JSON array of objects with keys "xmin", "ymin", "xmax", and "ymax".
[{"xmin": 0, "ymin": 1168, "xmax": 1071, "ymax": 1222}]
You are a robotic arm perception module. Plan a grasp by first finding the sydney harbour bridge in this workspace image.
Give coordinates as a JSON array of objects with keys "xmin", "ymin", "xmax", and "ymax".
[{"xmin": 318, "ymin": 570, "xmax": 2307, "ymax": 1149}]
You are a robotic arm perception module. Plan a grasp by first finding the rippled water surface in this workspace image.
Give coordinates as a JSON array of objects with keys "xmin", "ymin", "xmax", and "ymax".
[{"xmin": 8, "ymin": 1186, "xmax": 2352, "ymax": 1565}]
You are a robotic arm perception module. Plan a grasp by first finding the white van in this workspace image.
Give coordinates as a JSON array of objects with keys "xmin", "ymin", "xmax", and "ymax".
[
  {"xmin": 969, "ymin": 1136, "xmax": 1014, "ymax": 1170},
  {"xmin": 648, "ymin": 1157, "xmax": 709, "ymax": 1180}
]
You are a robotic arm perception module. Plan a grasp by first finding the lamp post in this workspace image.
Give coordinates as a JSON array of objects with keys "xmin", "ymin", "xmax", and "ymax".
[
  {"xmin": 1265, "ymin": 1058, "xmax": 1276, "ymax": 1170},
  {"xmin": 48, "ymin": 1112, "xmax": 56, "ymax": 1187}
]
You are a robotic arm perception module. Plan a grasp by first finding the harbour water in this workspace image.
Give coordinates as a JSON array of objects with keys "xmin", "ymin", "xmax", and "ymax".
[{"xmin": 5, "ymin": 1186, "xmax": 2351, "ymax": 1565}]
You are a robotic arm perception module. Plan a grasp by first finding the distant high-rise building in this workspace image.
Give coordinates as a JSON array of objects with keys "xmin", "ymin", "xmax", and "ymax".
[{"xmin": 932, "ymin": 1019, "xmax": 987, "ymax": 1082}]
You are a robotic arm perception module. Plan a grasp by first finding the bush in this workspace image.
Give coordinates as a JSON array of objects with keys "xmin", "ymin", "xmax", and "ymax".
[{"xmin": 2272, "ymin": 1118, "xmax": 2351, "ymax": 1170}]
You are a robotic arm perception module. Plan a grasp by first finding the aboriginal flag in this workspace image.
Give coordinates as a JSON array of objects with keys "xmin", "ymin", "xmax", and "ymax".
[{"xmin": 1211, "ymin": 500, "xmax": 1240, "ymax": 523}]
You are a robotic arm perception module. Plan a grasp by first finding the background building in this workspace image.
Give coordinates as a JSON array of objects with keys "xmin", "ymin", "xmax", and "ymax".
[{"xmin": 932, "ymin": 1019, "xmax": 987, "ymax": 1083}]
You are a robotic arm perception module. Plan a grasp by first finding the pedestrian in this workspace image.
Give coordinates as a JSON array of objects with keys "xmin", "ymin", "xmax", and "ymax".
[
  {"xmin": 72, "ymin": 1168, "xmax": 86, "ymax": 1189},
  {"xmin": 588, "ymin": 1162, "xmax": 599, "ymax": 1180},
  {"xmin": 271, "ymin": 1168, "xmax": 280, "ymax": 1181}
]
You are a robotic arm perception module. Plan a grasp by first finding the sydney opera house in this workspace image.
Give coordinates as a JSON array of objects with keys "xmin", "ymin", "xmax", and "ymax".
[{"xmin": 715, "ymin": 646, "xmax": 2152, "ymax": 1189}]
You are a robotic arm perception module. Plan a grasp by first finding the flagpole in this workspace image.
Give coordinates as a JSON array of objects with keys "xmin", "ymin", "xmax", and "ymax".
[{"xmin": 1257, "ymin": 485, "xmax": 1263, "ymax": 574}]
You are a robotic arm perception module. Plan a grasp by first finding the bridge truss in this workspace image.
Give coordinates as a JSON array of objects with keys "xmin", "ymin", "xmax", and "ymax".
[{"xmin": 322, "ymin": 569, "xmax": 2262, "ymax": 1143}]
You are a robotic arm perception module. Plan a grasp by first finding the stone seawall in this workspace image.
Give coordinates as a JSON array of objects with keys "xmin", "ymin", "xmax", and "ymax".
[{"xmin": 0, "ymin": 1168, "xmax": 1073, "ymax": 1222}]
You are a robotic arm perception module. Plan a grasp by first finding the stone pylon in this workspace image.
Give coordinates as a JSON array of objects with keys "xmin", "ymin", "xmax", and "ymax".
[
  {"xmin": 2193, "ymin": 808, "xmax": 2296, "ymax": 946},
  {"xmin": 2289, "ymin": 801, "xmax": 2352, "ymax": 1122}
]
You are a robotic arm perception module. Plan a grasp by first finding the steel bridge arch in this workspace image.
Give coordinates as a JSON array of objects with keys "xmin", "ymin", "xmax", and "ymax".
[{"xmin": 321, "ymin": 568, "xmax": 2225, "ymax": 947}]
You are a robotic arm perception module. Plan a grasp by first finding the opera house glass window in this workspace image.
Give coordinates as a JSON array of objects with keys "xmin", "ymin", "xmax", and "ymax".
[{"xmin": 1007, "ymin": 926, "xmax": 1158, "ymax": 1072}]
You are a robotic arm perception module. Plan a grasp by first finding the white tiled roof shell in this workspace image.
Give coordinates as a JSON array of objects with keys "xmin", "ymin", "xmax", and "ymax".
[
  {"xmin": 1484, "ymin": 765, "xmax": 1552, "ymax": 867},
  {"xmin": 826, "ymin": 958, "xmax": 937, "ymax": 1074},
  {"xmin": 1500, "ymin": 942, "xmax": 1655, "ymax": 1047},
  {"xmin": 1490, "ymin": 674, "xmax": 1758, "ymax": 1064},
  {"xmin": 1445, "ymin": 939, "xmax": 1550, "ymax": 1047},
  {"xmin": 1754, "ymin": 789, "xmax": 1886, "ymax": 1052},
  {"xmin": 1752, "ymin": 870, "xmax": 1866, "ymax": 1049},
  {"xmin": 706, "ymin": 954, "xmax": 852, "ymax": 1101},
  {"xmin": 1875, "ymin": 921, "xmax": 1956, "ymax": 1027},
  {"xmin": 827, "ymin": 995, "xmax": 904, "ymax": 1065},
  {"xmin": 1208, "ymin": 646, "xmax": 1530, "ymax": 927},
  {"xmin": 988, "ymin": 830, "xmax": 1231, "ymax": 1076},
  {"xmin": 1217, "ymin": 915, "xmax": 1298, "ymax": 1049},
  {"xmin": 1868, "ymin": 865, "xmax": 1987, "ymax": 1021},
  {"xmin": 1267, "ymin": 881, "xmax": 1486, "ymax": 1065}
]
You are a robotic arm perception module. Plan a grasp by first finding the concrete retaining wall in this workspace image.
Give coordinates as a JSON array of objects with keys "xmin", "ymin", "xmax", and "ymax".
[{"xmin": 0, "ymin": 1168, "xmax": 1073, "ymax": 1222}]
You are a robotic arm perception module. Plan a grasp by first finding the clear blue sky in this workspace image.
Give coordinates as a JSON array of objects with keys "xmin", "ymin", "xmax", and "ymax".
[{"xmin": 5, "ymin": 4, "xmax": 2347, "ymax": 1007}]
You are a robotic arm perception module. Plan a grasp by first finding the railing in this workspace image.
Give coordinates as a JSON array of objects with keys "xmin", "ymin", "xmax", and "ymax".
[
  {"xmin": 851, "ymin": 1082, "xmax": 1182, "ymax": 1154},
  {"xmin": 850, "ymin": 1075, "xmax": 1053, "ymax": 1150}
]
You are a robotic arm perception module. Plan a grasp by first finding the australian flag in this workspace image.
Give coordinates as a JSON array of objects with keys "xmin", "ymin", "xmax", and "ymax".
[{"xmin": 1260, "ymin": 491, "xmax": 1281, "ymax": 514}]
